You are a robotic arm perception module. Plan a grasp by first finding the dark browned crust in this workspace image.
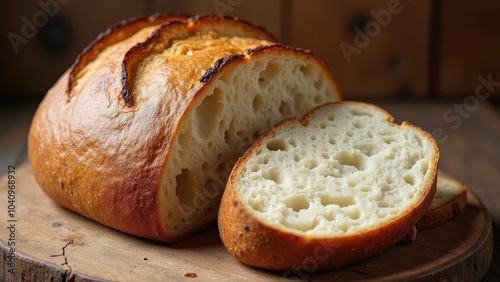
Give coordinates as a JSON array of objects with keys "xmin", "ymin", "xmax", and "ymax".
[
  {"xmin": 29, "ymin": 14, "xmax": 340, "ymax": 243},
  {"xmin": 199, "ymin": 54, "xmax": 245, "ymax": 83},
  {"xmin": 29, "ymin": 15, "xmax": 276, "ymax": 242},
  {"xmin": 121, "ymin": 16, "xmax": 275, "ymax": 106},
  {"xmin": 66, "ymin": 14, "xmax": 189, "ymax": 101},
  {"xmin": 246, "ymin": 43, "xmax": 312, "ymax": 56},
  {"xmin": 200, "ymin": 43, "xmax": 334, "ymax": 89},
  {"xmin": 218, "ymin": 101, "xmax": 439, "ymax": 270},
  {"xmin": 121, "ymin": 20, "xmax": 187, "ymax": 106}
]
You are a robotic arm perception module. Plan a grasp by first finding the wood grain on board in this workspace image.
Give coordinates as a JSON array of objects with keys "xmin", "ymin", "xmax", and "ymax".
[{"xmin": 0, "ymin": 165, "xmax": 493, "ymax": 281}]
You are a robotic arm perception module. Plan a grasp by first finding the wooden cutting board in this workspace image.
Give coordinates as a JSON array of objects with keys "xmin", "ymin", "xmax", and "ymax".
[{"xmin": 0, "ymin": 165, "xmax": 493, "ymax": 281}]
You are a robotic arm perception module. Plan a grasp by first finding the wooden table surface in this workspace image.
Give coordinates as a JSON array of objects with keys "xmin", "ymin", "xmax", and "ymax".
[{"xmin": 1, "ymin": 99, "xmax": 499, "ymax": 281}]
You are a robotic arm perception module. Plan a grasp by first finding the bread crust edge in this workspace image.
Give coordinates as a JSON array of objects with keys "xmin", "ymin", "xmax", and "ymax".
[
  {"xmin": 416, "ymin": 175, "xmax": 468, "ymax": 231},
  {"xmin": 218, "ymin": 101, "xmax": 439, "ymax": 270}
]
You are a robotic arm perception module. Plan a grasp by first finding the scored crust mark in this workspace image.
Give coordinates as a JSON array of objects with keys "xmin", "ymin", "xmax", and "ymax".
[
  {"xmin": 200, "ymin": 44, "xmax": 312, "ymax": 84},
  {"xmin": 66, "ymin": 13, "xmax": 189, "ymax": 102},
  {"xmin": 246, "ymin": 45, "xmax": 269, "ymax": 56},
  {"xmin": 247, "ymin": 44, "xmax": 312, "ymax": 57},
  {"xmin": 121, "ymin": 16, "xmax": 275, "ymax": 106},
  {"xmin": 120, "ymin": 20, "xmax": 187, "ymax": 106},
  {"xmin": 28, "ymin": 13, "xmax": 342, "ymax": 243},
  {"xmin": 199, "ymin": 54, "xmax": 245, "ymax": 83}
]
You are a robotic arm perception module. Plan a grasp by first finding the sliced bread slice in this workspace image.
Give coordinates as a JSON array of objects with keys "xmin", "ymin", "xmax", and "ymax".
[
  {"xmin": 218, "ymin": 101, "xmax": 439, "ymax": 270},
  {"xmin": 416, "ymin": 172, "xmax": 468, "ymax": 231}
]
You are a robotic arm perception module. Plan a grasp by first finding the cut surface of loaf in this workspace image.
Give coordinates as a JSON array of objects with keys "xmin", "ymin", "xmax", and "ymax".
[
  {"xmin": 416, "ymin": 172, "xmax": 467, "ymax": 230},
  {"xmin": 28, "ymin": 14, "xmax": 340, "ymax": 242},
  {"xmin": 219, "ymin": 101, "xmax": 439, "ymax": 270}
]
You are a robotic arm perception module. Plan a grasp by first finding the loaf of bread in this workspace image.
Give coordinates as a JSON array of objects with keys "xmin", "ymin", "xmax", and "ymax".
[
  {"xmin": 416, "ymin": 172, "xmax": 467, "ymax": 230},
  {"xmin": 28, "ymin": 14, "xmax": 341, "ymax": 242},
  {"xmin": 218, "ymin": 101, "xmax": 439, "ymax": 270}
]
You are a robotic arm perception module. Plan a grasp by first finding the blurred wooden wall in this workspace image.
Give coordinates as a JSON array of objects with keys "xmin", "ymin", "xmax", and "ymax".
[{"xmin": 1, "ymin": 0, "xmax": 499, "ymax": 101}]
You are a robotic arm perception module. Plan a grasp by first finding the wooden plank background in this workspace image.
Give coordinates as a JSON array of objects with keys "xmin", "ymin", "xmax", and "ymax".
[
  {"xmin": 1, "ymin": 1, "xmax": 499, "ymax": 280},
  {"xmin": 289, "ymin": 0, "xmax": 432, "ymax": 97},
  {"xmin": 1, "ymin": 0, "xmax": 499, "ymax": 100}
]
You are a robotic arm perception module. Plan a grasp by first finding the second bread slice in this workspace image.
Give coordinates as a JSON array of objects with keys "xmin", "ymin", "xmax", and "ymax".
[
  {"xmin": 416, "ymin": 172, "xmax": 468, "ymax": 231},
  {"xmin": 218, "ymin": 101, "xmax": 439, "ymax": 270}
]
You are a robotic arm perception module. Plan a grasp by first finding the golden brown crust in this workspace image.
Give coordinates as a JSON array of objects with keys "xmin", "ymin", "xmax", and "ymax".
[
  {"xmin": 416, "ymin": 175, "xmax": 468, "ymax": 231},
  {"xmin": 218, "ymin": 101, "xmax": 438, "ymax": 270},
  {"xmin": 28, "ymin": 15, "xmax": 340, "ymax": 242},
  {"xmin": 67, "ymin": 14, "xmax": 189, "ymax": 100},
  {"xmin": 28, "ymin": 15, "xmax": 277, "ymax": 242},
  {"xmin": 121, "ymin": 15, "xmax": 275, "ymax": 106}
]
